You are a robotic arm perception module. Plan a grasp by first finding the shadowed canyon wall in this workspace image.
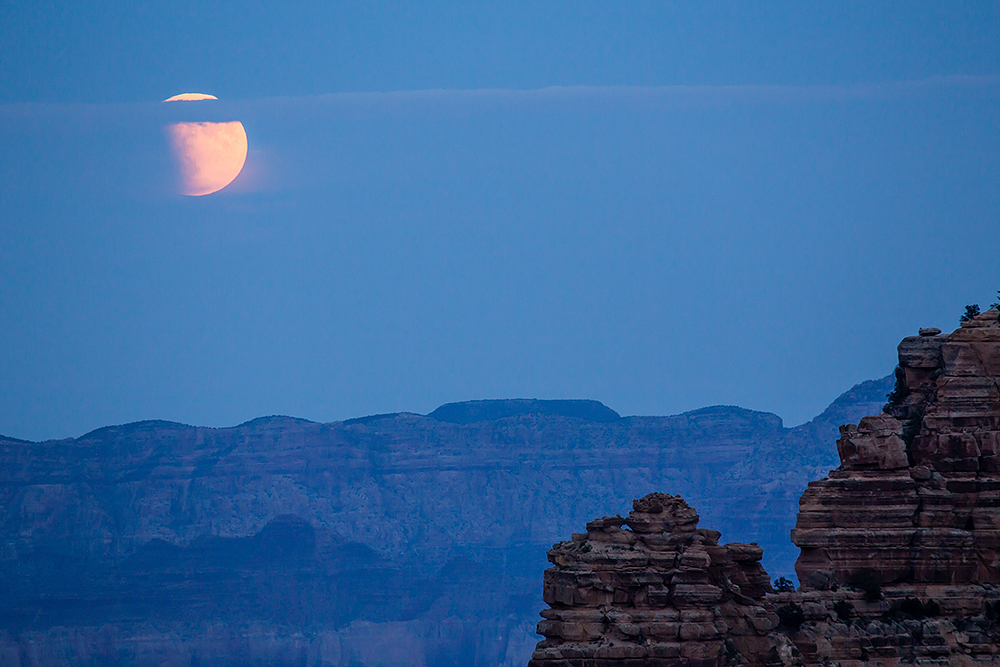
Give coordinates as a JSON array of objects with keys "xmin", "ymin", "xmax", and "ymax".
[{"xmin": 0, "ymin": 378, "xmax": 890, "ymax": 665}]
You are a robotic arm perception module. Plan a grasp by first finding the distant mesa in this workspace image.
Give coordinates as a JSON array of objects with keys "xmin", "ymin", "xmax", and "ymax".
[
  {"xmin": 342, "ymin": 412, "xmax": 406, "ymax": 426},
  {"xmin": 427, "ymin": 398, "xmax": 621, "ymax": 424},
  {"xmin": 0, "ymin": 369, "xmax": 900, "ymax": 664},
  {"xmin": 237, "ymin": 415, "xmax": 316, "ymax": 429},
  {"xmin": 80, "ymin": 419, "xmax": 192, "ymax": 440}
]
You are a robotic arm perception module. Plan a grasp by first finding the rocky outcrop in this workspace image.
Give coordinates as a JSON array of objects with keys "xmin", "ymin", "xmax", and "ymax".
[
  {"xmin": 776, "ymin": 309, "xmax": 1000, "ymax": 664},
  {"xmin": 835, "ymin": 415, "xmax": 908, "ymax": 470},
  {"xmin": 793, "ymin": 308, "xmax": 1000, "ymax": 591},
  {"xmin": 529, "ymin": 493, "xmax": 783, "ymax": 667},
  {"xmin": 529, "ymin": 311, "xmax": 1000, "ymax": 666},
  {"xmin": 529, "ymin": 490, "xmax": 1000, "ymax": 666}
]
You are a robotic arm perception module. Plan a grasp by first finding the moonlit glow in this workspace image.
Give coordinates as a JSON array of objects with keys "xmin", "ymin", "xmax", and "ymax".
[
  {"xmin": 166, "ymin": 121, "xmax": 248, "ymax": 196},
  {"xmin": 163, "ymin": 93, "xmax": 247, "ymax": 196},
  {"xmin": 163, "ymin": 93, "xmax": 219, "ymax": 102}
]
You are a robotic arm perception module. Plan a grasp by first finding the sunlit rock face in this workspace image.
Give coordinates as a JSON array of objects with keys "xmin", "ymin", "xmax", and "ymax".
[{"xmin": 777, "ymin": 311, "xmax": 1000, "ymax": 665}]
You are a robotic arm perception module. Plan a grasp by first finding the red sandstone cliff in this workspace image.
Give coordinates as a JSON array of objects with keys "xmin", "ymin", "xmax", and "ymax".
[
  {"xmin": 529, "ymin": 309, "xmax": 1000, "ymax": 666},
  {"xmin": 793, "ymin": 308, "xmax": 1000, "ymax": 590},
  {"xmin": 528, "ymin": 493, "xmax": 785, "ymax": 666}
]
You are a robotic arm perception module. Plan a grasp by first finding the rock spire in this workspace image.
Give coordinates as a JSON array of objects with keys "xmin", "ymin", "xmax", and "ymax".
[{"xmin": 529, "ymin": 493, "xmax": 781, "ymax": 666}]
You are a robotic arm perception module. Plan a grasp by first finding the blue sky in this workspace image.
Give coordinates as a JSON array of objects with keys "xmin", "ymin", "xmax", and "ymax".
[{"xmin": 1, "ymin": 3, "xmax": 998, "ymax": 440}]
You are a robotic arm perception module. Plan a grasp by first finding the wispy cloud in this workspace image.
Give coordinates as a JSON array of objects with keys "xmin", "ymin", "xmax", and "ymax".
[
  {"xmin": 1, "ymin": 75, "xmax": 996, "ymax": 199},
  {"xmin": 2, "ymin": 75, "xmax": 998, "ymax": 121},
  {"xmin": 243, "ymin": 74, "xmax": 1000, "ymax": 112}
]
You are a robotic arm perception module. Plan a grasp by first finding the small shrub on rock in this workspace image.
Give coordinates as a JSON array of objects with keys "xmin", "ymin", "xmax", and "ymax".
[
  {"xmin": 961, "ymin": 304, "xmax": 981, "ymax": 323},
  {"xmin": 833, "ymin": 599, "xmax": 854, "ymax": 622},
  {"xmin": 899, "ymin": 597, "xmax": 925, "ymax": 618},
  {"xmin": 956, "ymin": 617, "xmax": 976, "ymax": 631},
  {"xmin": 724, "ymin": 639, "xmax": 740, "ymax": 664},
  {"xmin": 848, "ymin": 568, "xmax": 882, "ymax": 601},
  {"xmin": 777, "ymin": 603, "xmax": 805, "ymax": 631},
  {"xmin": 773, "ymin": 576, "xmax": 795, "ymax": 593},
  {"xmin": 885, "ymin": 367, "xmax": 908, "ymax": 409}
]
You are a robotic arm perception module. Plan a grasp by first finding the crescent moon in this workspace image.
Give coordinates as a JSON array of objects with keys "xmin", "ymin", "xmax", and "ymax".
[{"xmin": 163, "ymin": 93, "xmax": 248, "ymax": 196}]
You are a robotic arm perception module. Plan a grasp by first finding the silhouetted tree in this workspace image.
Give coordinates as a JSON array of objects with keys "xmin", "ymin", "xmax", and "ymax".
[
  {"xmin": 961, "ymin": 304, "xmax": 981, "ymax": 323},
  {"xmin": 777, "ymin": 603, "xmax": 805, "ymax": 630},
  {"xmin": 848, "ymin": 568, "xmax": 882, "ymax": 601},
  {"xmin": 773, "ymin": 576, "xmax": 795, "ymax": 593},
  {"xmin": 833, "ymin": 599, "xmax": 854, "ymax": 621},
  {"xmin": 885, "ymin": 367, "xmax": 908, "ymax": 410}
]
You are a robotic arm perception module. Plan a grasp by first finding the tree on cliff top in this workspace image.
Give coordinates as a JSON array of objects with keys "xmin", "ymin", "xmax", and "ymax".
[
  {"xmin": 773, "ymin": 577, "xmax": 795, "ymax": 593},
  {"xmin": 961, "ymin": 304, "xmax": 981, "ymax": 323}
]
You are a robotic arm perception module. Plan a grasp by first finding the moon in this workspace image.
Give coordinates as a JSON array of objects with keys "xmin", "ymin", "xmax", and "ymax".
[
  {"xmin": 164, "ymin": 93, "xmax": 218, "ymax": 102},
  {"xmin": 164, "ymin": 93, "xmax": 248, "ymax": 196}
]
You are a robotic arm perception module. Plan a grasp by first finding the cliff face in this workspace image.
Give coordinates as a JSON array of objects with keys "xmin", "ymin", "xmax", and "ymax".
[
  {"xmin": 0, "ymin": 383, "xmax": 888, "ymax": 666},
  {"xmin": 529, "ymin": 310, "xmax": 1000, "ymax": 666},
  {"xmin": 793, "ymin": 308, "xmax": 1000, "ymax": 590},
  {"xmin": 529, "ymin": 493, "xmax": 782, "ymax": 667},
  {"xmin": 0, "ymin": 403, "xmax": 855, "ymax": 577}
]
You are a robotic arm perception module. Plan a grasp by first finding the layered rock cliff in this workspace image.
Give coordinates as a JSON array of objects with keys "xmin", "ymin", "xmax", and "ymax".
[
  {"xmin": 794, "ymin": 307, "xmax": 1000, "ymax": 590},
  {"xmin": 529, "ymin": 493, "xmax": 784, "ymax": 667},
  {"xmin": 529, "ymin": 309, "xmax": 1000, "ymax": 666},
  {"xmin": 0, "ymin": 381, "xmax": 889, "ymax": 666},
  {"xmin": 783, "ymin": 307, "xmax": 1000, "ymax": 664}
]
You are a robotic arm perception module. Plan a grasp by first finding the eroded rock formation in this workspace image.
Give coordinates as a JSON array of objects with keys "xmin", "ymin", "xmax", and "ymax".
[
  {"xmin": 794, "ymin": 308, "xmax": 1000, "ymax": 591},
  {"xmin": 529, "ymin": 310, "xmax": 1000, "ymax": 666},
  {"xmin": 529, "ymin": 493, "xmax": 787, "ymax": 666}
]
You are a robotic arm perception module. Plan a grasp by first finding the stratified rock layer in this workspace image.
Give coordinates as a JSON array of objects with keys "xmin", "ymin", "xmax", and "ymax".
[
  {"xmin": 0, "ymin": 385, "xmax": 891, "ymax": 667},
  {"xmin": 793, "ymin": 309, "xmax": 1000, "ymax": 591},
  {"xmin": 530, "ymin": 311, "xmax": 1000, "ymax": 666},
  {"xmin": 529, "ymin": 493, "xmax": 782, "ymax": 667},
  {"xmin": 531, "ymin": 492, "xmax": 1000, "ymax": 667}
]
